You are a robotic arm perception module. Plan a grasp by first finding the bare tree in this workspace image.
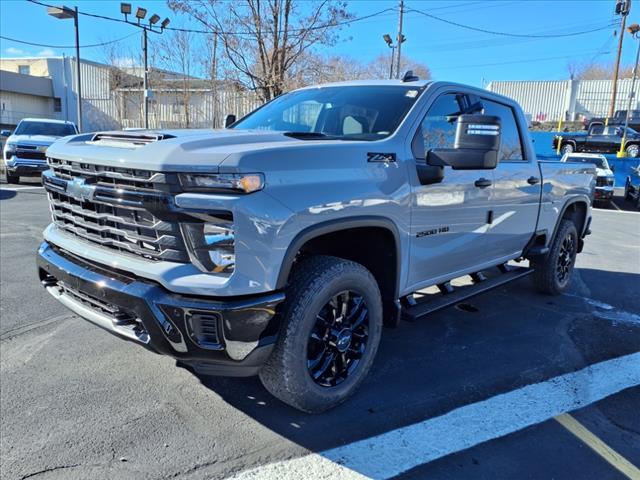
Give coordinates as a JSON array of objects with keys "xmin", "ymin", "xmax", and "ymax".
[
  {"xmin": 568, "ymin": 61, "xmax": 634, "ymax": 80},
  {"xmin": 168, "ymin": 0, "xmax": 353, "ymax": 101}
]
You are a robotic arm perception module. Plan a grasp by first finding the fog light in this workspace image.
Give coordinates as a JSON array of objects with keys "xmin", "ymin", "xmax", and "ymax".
[{"xmin": 181, "ymin": 218, "xmax": 235, "ymax": 274}]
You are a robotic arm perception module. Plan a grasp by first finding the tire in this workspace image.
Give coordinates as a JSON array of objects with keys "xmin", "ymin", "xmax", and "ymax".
[
  {"xmin": 560, "ymin": 143, "xmax": 574, "ymax": 155},
  {"xmin": 5, "ymin": 173, "xmax": 19, "ymax": 184},
  {"xmin": 259, "ymin": 255, "xmax": 383, "ymax": 413},
  {"xmin": 532, "ymin": 219, "xmax": 578, "ymax": 295},
  {"xmin": 626, "ymin": 144, "xmax": 640, "ymax": 158}
]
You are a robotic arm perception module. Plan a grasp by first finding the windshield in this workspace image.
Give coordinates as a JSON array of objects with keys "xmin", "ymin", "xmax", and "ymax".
[
  {"xmin": 14, "ymin": 121, "xmax": 76, "ymax": 137},
  {"xmin": 568, "ymin": 156, "xmax": 608, "ymax": 169},
  {"xmin": 232, "ymin": 86, "xmax": 423, "ymax": 141}
]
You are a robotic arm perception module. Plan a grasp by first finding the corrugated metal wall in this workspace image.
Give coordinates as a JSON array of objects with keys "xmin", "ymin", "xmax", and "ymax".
[{"xmin": 487, "ymin": 79, "xmax": 637, "ymax": 121}]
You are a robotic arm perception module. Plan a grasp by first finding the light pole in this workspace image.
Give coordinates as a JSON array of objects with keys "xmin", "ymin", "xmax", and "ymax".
[
  {"xmin": 619, "ymin": 22, "xmax": 640, "ymax": 157},
  {"xmin": 382, "ymin": 34, "xmax": 396, "ymax": 79},
  {"xmin": 120, "ymin": 3, "xmax": 170, "ymax": 129},
  {"xmin": 47, "ymin": 5, "xmax": 82, "ymax": 132},
  {"xmin": 609, "ymin": 0, "xmax": 632, "ymax": 120}
]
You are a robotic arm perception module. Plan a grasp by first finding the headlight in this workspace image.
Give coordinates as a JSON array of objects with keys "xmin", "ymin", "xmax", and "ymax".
[
  {"xmin": 179, "ymin": 173, "xmax": 264, "ymax": 193},
  {"xmin": 180, "ymin": 219, "xmax": 235, "ymax": 274}
]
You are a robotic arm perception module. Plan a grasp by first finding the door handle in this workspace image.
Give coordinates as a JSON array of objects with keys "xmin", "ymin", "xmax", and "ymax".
[
  {"xmin": 527, "ymin": 176, "xmax": 540, "ymax": 185},
  {"xmin": 474, "ymin": 178, "xmax": 492, "ymax": 188}
]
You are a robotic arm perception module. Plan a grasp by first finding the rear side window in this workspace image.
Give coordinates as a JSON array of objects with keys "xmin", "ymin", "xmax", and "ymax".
[{"xmin": 481, "ymin": 99, "xmax": 524, "ymax": 161}]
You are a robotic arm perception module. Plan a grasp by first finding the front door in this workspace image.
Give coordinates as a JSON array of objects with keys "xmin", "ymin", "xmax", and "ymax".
[
  {"xmin": 407, "ymin": 92, "xmax": 495, "ymax": 290},
  {"xmin": 481, "ymin": 98, "xmax": 541, "ymax": 259}
]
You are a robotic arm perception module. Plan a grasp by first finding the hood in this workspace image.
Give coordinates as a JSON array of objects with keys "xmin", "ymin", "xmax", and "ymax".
[
  {"xmin": 595, "ymin": 167, "xmax": 614, "ymax": 177},
  {"xmin": 6, "ymin": 134, "xmax": 61, "ymax": 146},
  {"xmin": 45, "ymin": 128, "xmax": 334, "ymax": 171}
]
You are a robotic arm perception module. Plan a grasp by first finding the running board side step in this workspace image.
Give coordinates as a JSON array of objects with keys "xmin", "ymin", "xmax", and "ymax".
[{"xmin": 402, "ymin": 266, "xmax": 533, "ymax": 321}]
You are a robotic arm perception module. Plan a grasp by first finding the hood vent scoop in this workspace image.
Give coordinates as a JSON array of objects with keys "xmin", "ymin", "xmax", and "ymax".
[{"xmin": 89, "ymin": 131, "xmax": 176, "ymax": 148}]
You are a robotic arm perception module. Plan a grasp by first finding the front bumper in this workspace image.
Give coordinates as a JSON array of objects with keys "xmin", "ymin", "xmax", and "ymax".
[
  {"xmin": 5, "ymin": 159, "xmax": 48, "ymax": 176},
  {"xmin": 594, "ymin": 187, "xmax": 614, "ymax": 201},
  {"xmin": 37, "ymin": 241, "xmax": 284, "ymax": 376}
]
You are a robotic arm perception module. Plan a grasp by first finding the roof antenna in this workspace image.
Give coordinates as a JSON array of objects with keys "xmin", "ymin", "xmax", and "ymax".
[{"xmin": 402, "ymin": 70, "xmax": 419, "ymax": 82}]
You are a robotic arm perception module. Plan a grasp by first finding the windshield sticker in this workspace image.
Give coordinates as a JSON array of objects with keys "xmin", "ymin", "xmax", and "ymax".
[{"xmin": 406, "ymin": 90, "xmax": 418, "ymax": 98}]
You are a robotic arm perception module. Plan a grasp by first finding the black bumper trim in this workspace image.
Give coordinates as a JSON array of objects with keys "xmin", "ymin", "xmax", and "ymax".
[
  {"xmin": 37, "ymin": 241, "xmax": 284, "ymax": 376},
  {"xmin": 7, "ymin": 164, "xmax": 48, "ymax": 176}
]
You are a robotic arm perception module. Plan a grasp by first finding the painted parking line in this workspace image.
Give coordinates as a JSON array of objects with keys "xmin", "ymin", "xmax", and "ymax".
[
  {"xmin": 229, "ymin": 352, "xmax": 640, "ymax": 480},
  {"xmin": 608, "ymin": 200, "xmax": 623, "ymax": 211},
  {"xmin": 555, "ymin": 413, "xmax": 640, "ymax": 479},
  {"xmin": 0, "ymin": 186, "xmax": 44, "ymax": 191}
]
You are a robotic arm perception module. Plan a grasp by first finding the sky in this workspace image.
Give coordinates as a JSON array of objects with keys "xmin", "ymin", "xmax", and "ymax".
[{"xmin": 0, "ymin": 0, "xmax": 634, "ymax": 87}]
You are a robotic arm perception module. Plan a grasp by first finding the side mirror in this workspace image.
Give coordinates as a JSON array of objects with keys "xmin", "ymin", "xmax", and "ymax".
[
  {"xmin": 427, "ymin": 114, "xmax": 501, "ymax": 170},
  {"xmin": 412, "ymin": 127, "xmax": 444, "ymax": 185},
  {"xmin": 0, "ymin": 130, "xmax": 10, "ymax": 137},
  {"xmin": 224, "ymin": 114, "xmax": 236, "ymax": 128}
]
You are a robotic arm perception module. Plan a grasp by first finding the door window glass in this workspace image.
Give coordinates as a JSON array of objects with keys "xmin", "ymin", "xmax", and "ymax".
[
  {"xmin": 482, "ymin": 99, "xmax": 524, "ymax": 161},
  {"xmin": 419, "ymin": 93, "xmax": 464, "ymax": 152}
]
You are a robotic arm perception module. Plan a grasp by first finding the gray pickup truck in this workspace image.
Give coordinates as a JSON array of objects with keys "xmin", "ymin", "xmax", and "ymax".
[{"xmin": 37, "ymin": 78, "xmax": 595, "ymax": 412}]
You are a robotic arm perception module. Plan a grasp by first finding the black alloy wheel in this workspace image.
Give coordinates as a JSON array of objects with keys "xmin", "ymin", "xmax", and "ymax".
[
  {"xmin": 556, "ymin": 233, "xmax": 576, "ymax": 286},
  {"xmin": 307, "ymin": 291, "xmax": 369, "ymax": 387}
]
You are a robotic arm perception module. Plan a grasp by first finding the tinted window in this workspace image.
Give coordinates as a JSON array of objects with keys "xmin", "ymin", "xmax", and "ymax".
[
  {"xmin": 233, "ymin": 86, "xmax": 423, "ymax": 141},
  {"xmin": 418, "ymin": 93, "xmax": 463, "ymax": 152},
  {"xmin": 590, "ymin": 125, "xmax": 605, "ymax": 135},
  {"xmin": 567, "ymin": 156, "xmax": 606, "ymax": 168},
  {"xmin": 15, "ymin": 121, "xmax": 76, "ymax": 137},
  {"xmin": 482, "ymin": 99, "xmax": 524, "ymax": 161}
]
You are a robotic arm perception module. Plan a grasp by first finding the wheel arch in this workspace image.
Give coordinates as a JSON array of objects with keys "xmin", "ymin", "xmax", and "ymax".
[
  {"xmin": 275, "ymin": 216, "xmax": 402, "ymax": 327},
  {"xmin": 550, "ymin": 197, "xmax": 590, "ymax": 248}
]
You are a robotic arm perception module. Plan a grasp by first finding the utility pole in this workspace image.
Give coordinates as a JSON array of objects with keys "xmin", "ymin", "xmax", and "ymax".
[
  {"xmin": 382, "ymin": 34, "xmax": 396, "ymax": 79},
  {"xmin": 619, "ymin": 22, "xmax": 640, "ymax": 156},
  {"xmin": 395, "ymin": 0, "xmax": 405, "ymax": 79},
  {"xmin": 609, "ymin": 0, "xmax": 632, "ymax": 118},
  {"xmin": 142, "ymin": 27, "xmax": 149, "ymax": 129}
]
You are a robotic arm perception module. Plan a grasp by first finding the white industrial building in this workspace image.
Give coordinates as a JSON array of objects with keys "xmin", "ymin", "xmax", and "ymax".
[
  {"xmin": 0, "ymin": 56, "xmax": 259, "ymax": 132},
  {"xmin": 487, "ymin": 78, "xmax": 637, "ymax": 123}
]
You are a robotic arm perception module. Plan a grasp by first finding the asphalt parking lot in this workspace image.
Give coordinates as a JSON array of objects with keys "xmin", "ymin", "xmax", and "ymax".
[{"xmin": 1, "ymin": 180, "xmax": 639, "ymax": 480}]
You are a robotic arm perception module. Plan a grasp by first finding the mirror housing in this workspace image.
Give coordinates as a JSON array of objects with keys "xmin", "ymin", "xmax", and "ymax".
[
  {"xmin": 412, "ymin": 126, "xmax": 444, "ymax": 185},
  {"xmin": 428, "ymin": 114, "xmax": 501, "ymax": 170},
  {"xmin": 0, "ymin": 129, "xmax": 10, "ymax": 137},
  {"xmin": 224, "ymin": 114, "xmax": 236, "ymax": 128}
]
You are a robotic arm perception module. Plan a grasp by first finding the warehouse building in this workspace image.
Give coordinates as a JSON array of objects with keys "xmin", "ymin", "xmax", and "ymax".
[
  {"xmin": 487, "ymin": 78, "xmax": 637, "ymax": 123},
  {"xmin": 0, "ymin": 56, "xmax": 259, "ymax": 132}
]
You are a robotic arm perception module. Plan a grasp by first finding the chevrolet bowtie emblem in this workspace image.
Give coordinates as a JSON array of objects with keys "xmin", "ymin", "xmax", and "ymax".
[{"xmin": 66, "ymin": 178, "xmax": 96, "ymax": 202}]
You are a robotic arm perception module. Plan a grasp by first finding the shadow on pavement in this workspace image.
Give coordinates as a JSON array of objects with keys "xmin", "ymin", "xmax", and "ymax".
[
  {"xmin": 0, "ymin": 189, "xmax": 16, "ymax": 200},
  {"xmin": 181, "ymin": 267, "xmax": 640, "ymax": 455}
]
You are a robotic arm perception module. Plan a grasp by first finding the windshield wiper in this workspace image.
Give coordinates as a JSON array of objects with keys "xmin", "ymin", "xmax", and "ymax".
[{"xmin": 283, "ymin": 131, "xmax": 336, "ymax": 140}]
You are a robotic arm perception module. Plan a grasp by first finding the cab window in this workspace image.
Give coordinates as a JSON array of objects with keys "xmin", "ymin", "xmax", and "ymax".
[{"xmin": 481, "ymin": 99, "xmax": 524, "ymax": 161}]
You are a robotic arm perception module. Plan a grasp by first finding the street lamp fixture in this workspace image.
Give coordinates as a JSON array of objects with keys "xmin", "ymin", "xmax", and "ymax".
[
  {"xmin": 382, "ymin": 33, "xmax": 396, "ymax": 79},
  {"xmin": 47, "ymin": 4, "xmax": 82, "ymax": 132},
  {"xmin": 121, "ymin": 5, "xmax": 170, "ymax": 129}
]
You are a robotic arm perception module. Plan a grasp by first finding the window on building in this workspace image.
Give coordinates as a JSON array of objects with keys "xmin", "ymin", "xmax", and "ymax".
[
  {"xmin": 18, "ymin": 65, "xmax": 30, "ymax": 75},
  {"xmin": 53, "ymin": 98, "xmax": 62, "ymax": 112}
]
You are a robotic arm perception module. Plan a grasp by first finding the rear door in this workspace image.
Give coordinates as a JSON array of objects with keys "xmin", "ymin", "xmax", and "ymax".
[
  {"xmin": 407, "ymin": 91, "xmax": 494, "ymax": 290},
  {"xmin": 481, "ymin": 98, "xmax": 541, "ymax": 259}
]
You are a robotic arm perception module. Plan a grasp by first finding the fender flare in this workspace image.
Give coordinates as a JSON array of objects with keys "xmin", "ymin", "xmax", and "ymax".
[
  {"xmin": 274, "ymin": 216, "xmax": 402, "ymax": 296},
  {"xmin": 550, "ymin": 196, "xmax": 591, "ymax": 244}
]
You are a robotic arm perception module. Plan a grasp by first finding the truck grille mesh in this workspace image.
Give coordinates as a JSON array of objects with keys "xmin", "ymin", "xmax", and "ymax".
[{"xmin": 46, "ymin": 157, "xmax": 189, "ymax": 262}]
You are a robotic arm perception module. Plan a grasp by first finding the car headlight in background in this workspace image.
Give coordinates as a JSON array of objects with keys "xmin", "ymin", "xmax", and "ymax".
[
  {"xmin": 4, "ymin": 142, "xmax": 17, "ymax": 160},
  {"xmin": 180, "ymin": 217, "xmax": 236, "ymax": 274},
  {"xmin": 179, "ymin": 173, "xmax": 264, "ymax": 193}
]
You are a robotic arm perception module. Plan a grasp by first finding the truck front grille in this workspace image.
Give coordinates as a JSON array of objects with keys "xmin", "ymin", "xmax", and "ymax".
[{"xmin": 45, "ymin": 157, "xmax": 189, "ymax": 263}]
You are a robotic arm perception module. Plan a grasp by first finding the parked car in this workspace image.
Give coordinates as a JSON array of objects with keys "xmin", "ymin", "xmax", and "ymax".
[
  {"xmin": 553, "ymin": 123, "xmax": 640, "ymax": 157},
  {"xmin": 36, "ymin": 78, "xmax": 595, "ymax": 413},
  {"xmin": 560, "ymin": 153, "xmax": 614, "ymax": 205},
  {"xmin": 1, "ymin": 118, "xmax": 78, "ymax": 184},
  {"xmin": 624, "ymin": 162, "xmax": 640, "ymax": 210},
  {"xmin": 585, "ymin": 109, "xmax": 640, "ymax": 132}
]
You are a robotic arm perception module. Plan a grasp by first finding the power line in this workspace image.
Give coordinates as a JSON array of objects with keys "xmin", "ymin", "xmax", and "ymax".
[
  {"xmin": 0, "ymin": 32, "xmax": 139, "ymax": 49},
  {"xmin": 25, "ymin": 0, "xmax": 397, "ymax": 36},
  {"xmin": 406, "ymin": 7, "xmax": 616, "ymax": 38}
]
